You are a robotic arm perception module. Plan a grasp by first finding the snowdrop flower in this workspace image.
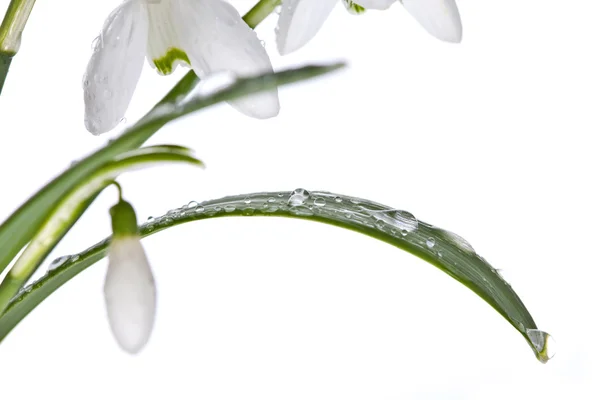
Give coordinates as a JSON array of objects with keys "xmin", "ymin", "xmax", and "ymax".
[
  {"xmin": 84, "ymin": 0, "xmax": 279, "ymax": 135},
  {"xmin": 277, "ymin": 0, "xmax": 462, "ymax": 55},
  {"xmin": 104, "ymin": 198, "xmax": 156, "ymax": 354}
]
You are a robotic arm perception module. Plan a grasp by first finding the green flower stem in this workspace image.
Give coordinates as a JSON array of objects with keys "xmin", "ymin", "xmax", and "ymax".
[
  {"xmin": 244, "ymin": 0, "xmax": 282, "ymax": 28},
  {"xmin": 0, "ymin": 0, "xmax": 36, "ymax": 93},
  {"xmin": 0, "ymin": 0, "xmax": 35, "ymax": 53}
]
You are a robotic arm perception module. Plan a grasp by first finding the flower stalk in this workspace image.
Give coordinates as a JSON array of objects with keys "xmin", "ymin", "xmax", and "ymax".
[
  {"xmin": 0, "ymin": 0, "xmax": 37, "ymax": 93},
  {"xmin": 244, "ymin": 0, "xmax": 282, "ymax": 28}
]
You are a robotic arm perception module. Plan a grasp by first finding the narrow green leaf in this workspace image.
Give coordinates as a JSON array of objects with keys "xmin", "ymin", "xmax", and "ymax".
[
  {"xmin": 0, "ymin": 52, "xmax": 12, "ymax": 95},
  {"xmin": 0, "ymin": 190, "xmax": 553, "ymax": 363},
  {"xmin": 0, "ymin": 145, "xmax": 202, "ymax": 311},
  {"xmin": 0, "ymin": 63, "xmax": 345, "ymax": 276}
]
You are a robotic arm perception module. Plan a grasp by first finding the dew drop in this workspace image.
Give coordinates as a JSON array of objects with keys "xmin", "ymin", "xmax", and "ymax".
[
  {"xmin": 224, "ymin": 205, "xmax": 236, "ymax": 213},
  {"xmin": 242, "ymin": 207, "xmax": 255, "ymax": 216},
  {"xmin": 442, "ymin": 230, "xmax": 475, "ymax": 253},
  {"xmin": 288, "ymin": 188, "xmax": 310, "ymax": 206},
  {"xmin": 313, "ymin": 197, "xmax": 326, "ymax": 207},
  {"xmin": 374, "ymin": 210, "xmax": 418, "ymax": 234},
  {"xmin": 375, "ymin": 219, "xmax": 385, "ymax": 230},
  {"xmin": 48, "ymin": 255, "xmax": 71, "ymax": 272},
  {"xmin": 426, "ymin": 238, "xmax": 435, "ymax": 248},
  {"xmin": 526, "ymin": 329, "xmax": 556, "ymax": 363},
  {"xmin": 334, "ymin": 197, "xmax": 343, "ymax": 203},
  {"xmin": 91, "ymin": 36, "xmax": 101, "ymax": 50},
  {"xmin": 244, "ymin": 196, "xmax": 252, "ymax": 204},
  {"xmin": 187, "ymin": 201, "xmax": 199, "ymax": 209}
]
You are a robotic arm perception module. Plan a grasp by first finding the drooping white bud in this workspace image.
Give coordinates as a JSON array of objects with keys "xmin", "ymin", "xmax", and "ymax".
[{"xmin": 104, "ymin": 199, "xmax": 156, "ymax": 354}]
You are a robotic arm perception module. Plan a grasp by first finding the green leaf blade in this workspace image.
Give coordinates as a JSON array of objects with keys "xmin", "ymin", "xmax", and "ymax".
[
  {"xmin": 0, "ymin": 146, "xmax": 202, "ymax": 311},
  {"xmin": 0, "ymin": 189, "xmax": 552, "ymax": 363},
  {"xmin": 0, "ymin": 63, "xmax": 345, "ymax": 276}
]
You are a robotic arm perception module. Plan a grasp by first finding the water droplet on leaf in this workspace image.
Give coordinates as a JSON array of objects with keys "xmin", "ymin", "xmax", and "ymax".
[
  {"xmin": 288, "ymin": 188, "xmax": 310, "ymax": 206},
  {"xmin": 314, "ymin": 197, "xmax": 326, "ymax": 207},
  {"xmin": 48, "ymin": 255, "xmax": 71, "ymax": 271}
]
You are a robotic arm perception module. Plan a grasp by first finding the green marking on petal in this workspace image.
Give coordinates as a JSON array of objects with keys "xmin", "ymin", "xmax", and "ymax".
[
  {"xmin": 343, "ymin": 0, "xmax": 366, "ymax": 15},
  {"xmin": 152, "ymin": 48, "xmax": 190, "ymax": 75}
]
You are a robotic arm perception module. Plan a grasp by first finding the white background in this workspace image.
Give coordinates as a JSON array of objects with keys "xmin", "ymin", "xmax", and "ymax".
[{"xmin": 0, "ymin": 0, "xmax": 598, "ymax": 398}]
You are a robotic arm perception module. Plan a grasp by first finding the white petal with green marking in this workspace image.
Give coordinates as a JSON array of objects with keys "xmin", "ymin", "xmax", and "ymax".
[
  {"xmin": 145, "ymin": 0, "xmax": 190, "ymax": 75},
  {"xmin": 354, "ymin": 0, "xmax": 396, "ymax": 10}
]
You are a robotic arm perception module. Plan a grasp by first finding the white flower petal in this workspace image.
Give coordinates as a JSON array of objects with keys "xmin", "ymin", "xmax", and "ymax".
[
  {"xmin": 401, "ymin": 0, "xmax": 462, "ymax": 43},
  {"xmin": 83, "ymin": 0, "xmax": 148, "ymax": 134},
  {"xmin": 144, "ymin": 0, "xmax": 189, "ymax": 75},
  {"xmin": 104, "ymin": 236, "xmax": 156, "ymax": 354},
  {"xmin": 354, "ymin": 0, "xmax": 396, "ymax": 10},
  {"xmin": 172, "ymin": 0, "xmax": 279, "ymax": 119},
  {"xmin": 277, "ymin": 0, "xmax": 338, "ymax": 55}
]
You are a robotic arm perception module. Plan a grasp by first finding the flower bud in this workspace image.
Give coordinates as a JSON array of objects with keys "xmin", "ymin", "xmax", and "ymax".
[{"xmin": 104, "ymin": 199, "xmax": 156, "ymax": 354}]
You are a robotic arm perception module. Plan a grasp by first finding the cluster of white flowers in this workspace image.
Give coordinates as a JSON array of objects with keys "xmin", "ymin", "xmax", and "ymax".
[{"xmin": 84, "ymin": 0, "xmax": 462, "ymax": 135}]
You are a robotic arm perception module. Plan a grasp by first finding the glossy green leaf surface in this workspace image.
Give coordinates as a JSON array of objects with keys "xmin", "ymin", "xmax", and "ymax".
[{"xmin": 0, "ymin": 190, "xmax": 553, "ymax": 363}]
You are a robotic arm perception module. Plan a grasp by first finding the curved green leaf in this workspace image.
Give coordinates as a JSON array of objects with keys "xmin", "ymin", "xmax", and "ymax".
[
  {"xmin": 0, "ymin": 145, "xmax": 202, "ymax": 311},
  {"xmin": 0, "ymin": 62, "xmax": 344, "ymax": 276},
  {"xmin": 0, "ymin": 189, "xmax": 553, "ymax": 363}
]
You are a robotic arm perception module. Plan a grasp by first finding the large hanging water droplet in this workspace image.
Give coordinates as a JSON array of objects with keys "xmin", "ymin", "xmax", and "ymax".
[
  {"xmin": 526, "ymin": 329, "xmax": 556, "ymax": 363},
  {"xmin": 48, "ymin": 255, "xmax": 71, "ymax": 272},
  {"xmin": 288, "ymin": 188, "xmax": 310, "ymax": 206}
]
